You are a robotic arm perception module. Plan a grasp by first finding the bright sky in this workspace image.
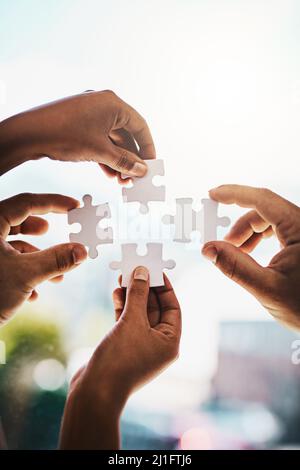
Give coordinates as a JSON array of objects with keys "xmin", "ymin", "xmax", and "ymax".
[{"xmin": 1, "ymin": 0, "xmax": 300, "ymax": 408}]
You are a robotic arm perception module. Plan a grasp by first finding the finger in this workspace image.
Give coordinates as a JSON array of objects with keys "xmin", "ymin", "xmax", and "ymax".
[
  {"xmin": 123, "ymin": 266, "xmax": 150, "ymax": 322},
  {"xmin": 121, "ymin": 104, "xmax": 156, "ymax": 159},
  {"xmin": 202, "ymin": 241, "xmax": 280, "ymax": 303},
  {"xmin": 23, "ymin": 243, "xmax": 87, "ymax": 286},
  {"xmin": 9, "ymin": 240, "xmax": 39, "ymax": 254},
  {"xmin": 0, "ymin": 193, "xmax": 79, "ymax": 238},
  {"xmin": 262, "ymin": 225, "xmax": 274, "ymax": 239},
  {"xmin": 147, "ymin": 289, "xmax": 161, "ymax": 327},
  {"xmin": 154, "ymin": 274, "xmax": 181, "ymax": 331},
  {"xmin": 113, "ymin": 287, "xmax": 126, "ymax": 321},
  {"xmin": 117, "ymin": 172, "xmax": 131, "ymax": 185},
  {"xmin": 98, "ymin": 163, "xmax": 131, "ymax": 185},
  {"xmin": 224, "ymin": 210, "xmax": 271, "ymax": 246},
  {"xmin": 209, "ymin": 185, "xmax": 300, "ymax": 243},
  {"xmin": 9, "ymin": 215, "xmax": 49, "ymax": 236},
  {"xmin": 117, "ymin": 274, "xmax": 159, "ymax": 326},
  {"xmin": 108, "ymin": 129, "xmax": 138, "ymax": 182},
  {"xmin": 102, "ymin": 139, "xmax": 148, "ymax": 177},
  {"xmin": 238, "ymin": 232, "xmax": 264, "ymax": 253},
  {"xmin": 239, "ymin": 227, "xmax": 273, "ymax": 253},
  {"xmin": 98, "ymin": 163, "xmax": 117, "ymax": 178},
  {"xmin": 109, "ymin": 128, "xmax": 139, "ymax": 155},
  {"xmin": 9, "ymin": 240, "xmax": 64, "ymax": 283}
]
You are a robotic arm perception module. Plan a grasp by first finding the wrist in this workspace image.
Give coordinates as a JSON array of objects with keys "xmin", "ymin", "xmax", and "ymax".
[
  {"xmin": 66, "ymin": 367, "xmax": 130, "ymax": 422},
  {"xmin": 81, "ymin": 372, "xmax": 130, "ymax": 418}
]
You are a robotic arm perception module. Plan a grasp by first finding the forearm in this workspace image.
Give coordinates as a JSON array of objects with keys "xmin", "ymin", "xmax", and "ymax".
[
  {"xmin": 59, "ymin": 403, "xmax": 121, "ymax": 450},
  {"xmin": 59, "ymin": 381, "xmax": 128, "ymax": 450},
  {"xmin": 0, "ymin": 112, "xmax": 43, "ymax": 175}
]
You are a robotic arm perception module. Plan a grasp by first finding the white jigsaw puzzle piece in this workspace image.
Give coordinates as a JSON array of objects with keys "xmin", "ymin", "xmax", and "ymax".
[
  {"xmin": 197, "ymin": 198, "xmax": 231, "ymax": 243},
  {"xmin": 162, "ymin": 197, "xmax": 230, "ymax": 244},
  {"xmin": 109, "ymin": 243, "xmax": 175, "ymax": 287},
  {"xmin": 68, "ymin": 194, "xmax": 113, "ymax": 259},
  {"xmin": 122, "ymin": 159, "xmax": 165, "ymax": 214},
  {"xmin": 162, "ymin": 198, "xmax": 194, "ymax": 243}
]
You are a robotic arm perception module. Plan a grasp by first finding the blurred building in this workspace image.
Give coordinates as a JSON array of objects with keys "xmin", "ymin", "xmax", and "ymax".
[{"xmin": 210, "ymin": 321, "xmax": 300, "ymax": 446}]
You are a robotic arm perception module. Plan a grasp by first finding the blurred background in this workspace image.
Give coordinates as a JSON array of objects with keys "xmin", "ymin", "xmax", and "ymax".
[{"xmin": 1, "ymin": 0, "xmax": 300, "ymax": 450}]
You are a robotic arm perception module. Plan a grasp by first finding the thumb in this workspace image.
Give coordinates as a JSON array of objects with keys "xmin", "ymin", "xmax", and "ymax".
[
  {"xmin": 102, "ymin": 139, "xmax": 148, "ymax": 177},
  {"xmin": 123, "ymin": 266, "xmax": 150, "ymax": 321},
  {"xmin": 202, "ymin": 241, "xmax": 277, "ymax": 302},
  {"xmin": 24, "ymin": 243, "xmax": 87, "ymax": 286}
]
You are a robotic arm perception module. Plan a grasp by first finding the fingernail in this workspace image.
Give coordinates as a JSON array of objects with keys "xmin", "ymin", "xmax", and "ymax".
[
  {"xmin": 131, "ymin": 162, "xmax": 147, "ymax": 177},
  {"xmin": 72, "ymin": 245, "xmax": 87, "ymax": 264},
  {"xmin": 134, "ymin": 266, "xmax": 149, "ymax": 281},
  {"xmin": 202, "ymin": 245, "xmax": 218, "ymax": 264},
  {"xmin": 208, "ymin": 188, "xmax": 217, "ymax": 197}
]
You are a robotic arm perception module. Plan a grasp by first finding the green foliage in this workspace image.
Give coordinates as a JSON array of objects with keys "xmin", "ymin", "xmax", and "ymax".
[
  {"xmin": 0, "ymin": 306, "xmax": 65, "ymax": 364},
  {"xmin": 0, "ymin": 306, "xmax": 67, "ymax": 449}
]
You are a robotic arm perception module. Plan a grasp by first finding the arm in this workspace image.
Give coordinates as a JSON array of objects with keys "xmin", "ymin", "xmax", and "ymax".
[
  {"xmin": 59, "ymin": 268, "xmax": 181, "ymax": 449},
  {"xmin": 202, "ymin": 184, "xmax": 300, "ymax": 331},
  {"xmin": 0, "ymin": 114, "xmax": 37, "ymax": 174},
  {"xmin": 0, "ymin": 90, "xmax": 156, "ymax": 179},
  {"xmin": 59, "ymin": 381, "xmax": 124, "ymax": 449}
]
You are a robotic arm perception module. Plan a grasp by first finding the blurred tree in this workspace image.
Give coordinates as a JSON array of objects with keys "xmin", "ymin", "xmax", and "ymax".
[{"xmin": 0, "ymin": 306, "xmax": 66, "ymax": 449}]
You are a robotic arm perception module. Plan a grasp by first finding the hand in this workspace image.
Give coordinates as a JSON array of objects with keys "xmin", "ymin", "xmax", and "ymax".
[
  {"xmin": 0, "ymin": 192, "xmax": 87, "ymax": 325},
  {"xmin": 59, "ymin": 267, "xmax": 181, "ymax": 449},
  {"xmin": 202, "ymin": 184, "xmax": 300, "ymax": 331},
  {"xmin": 0, "ymin": 90, "xmax": 156, "ymax": 181}
]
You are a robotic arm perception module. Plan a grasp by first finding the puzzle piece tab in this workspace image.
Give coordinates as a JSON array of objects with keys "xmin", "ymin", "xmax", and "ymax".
[
  {"xmin": 122, "ymin": 159, "xmax": 165, "ymax": 214},
  {"xmin": 162, "ymin": 198, "xmax": 230, "ymax": 244},
  {"xmin": 68, "ymin": 194, "xmax": 113, "ymax": 259},
  {"xmin": 109, "ymin": 243, "xmax": 175, "ymax": 287}
]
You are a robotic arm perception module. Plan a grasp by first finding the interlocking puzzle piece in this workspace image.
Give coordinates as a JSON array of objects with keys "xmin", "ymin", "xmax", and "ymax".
[
  {"xmin": 68, "ymin": 194, "xmax": 113, "ymax": 259},
  {"xmin": 122, "ymin": 159, "xmax": 165, "ymax": 214},
  {"xmin": 162, "ymin": 198, "xmax": 230, "ymax": 244},
  {"xmin": 109, "ymin": 243, "xmax": 175, "ymax": 287}
]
